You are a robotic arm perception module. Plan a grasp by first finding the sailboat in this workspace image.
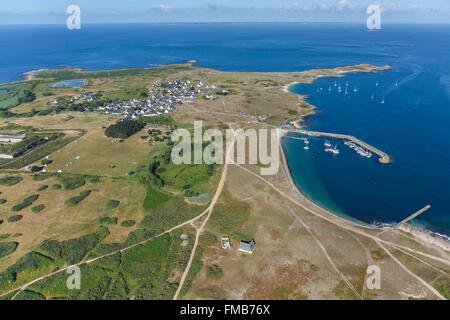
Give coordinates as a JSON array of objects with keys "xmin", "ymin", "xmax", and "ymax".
[
  {"xmin": 324, "ymin": 140, "xmax": 332, "ymax": 148},
  {"xmin": 375, "ymin": 81, "xmax": 379, "ymax": 87},
  {"xmin": 371, "ymin": 94, "xmax": 375, "ymax": 100},
  {"xmin": 381, "ymin": 98, "xmax": 385, "ymax": 105}
]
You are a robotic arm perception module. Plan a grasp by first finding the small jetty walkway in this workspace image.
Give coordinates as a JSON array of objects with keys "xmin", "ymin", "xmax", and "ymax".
[
  {"xmin": 396, "ymin": 205, "xmax": 432, "ymax": 228},
  {"xmin": 285, "ymin": 129, "xmax": 392, "ymax": 164}
]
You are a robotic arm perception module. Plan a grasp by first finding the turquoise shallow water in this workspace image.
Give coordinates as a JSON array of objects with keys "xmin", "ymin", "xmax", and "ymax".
[{"xmin": 0, "ymin": 23, "xmax": 449, "ymax": 235}]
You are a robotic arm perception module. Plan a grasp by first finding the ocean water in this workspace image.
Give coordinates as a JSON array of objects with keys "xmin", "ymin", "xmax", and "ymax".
[{"xmin": 0, "ymin": 23, "xmax": 449, "ymax": 235}]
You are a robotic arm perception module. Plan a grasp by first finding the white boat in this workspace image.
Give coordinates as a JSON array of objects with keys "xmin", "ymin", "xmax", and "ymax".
[
  {"xmin": 381, "ymin": 98, "xmax": 385, "ymax": 105},
  {"xmin": 371, "ymin": 94, "xmax": 374, "ymax": 100},
  {"xmin": 304, "ymin": 146, "xmax": 310, "ymax": 150},
  {"xmin": 324, "ymin": 140, "xmax": 332, "ymax": 147}
]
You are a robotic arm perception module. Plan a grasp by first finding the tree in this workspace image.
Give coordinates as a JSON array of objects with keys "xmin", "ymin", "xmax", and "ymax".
[{"xmin": 105, "ymin": 120, "xmax": 145, "ymax": 139}]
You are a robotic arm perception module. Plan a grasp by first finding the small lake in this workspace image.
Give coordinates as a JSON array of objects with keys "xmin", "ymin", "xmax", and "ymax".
[
  {"xmin": 0, "ymin": 89, "xmax": 11, "ymax": 94},
  {"xmin": 52, "ymin": 79, "xmax": 85, "ymax": 88}
]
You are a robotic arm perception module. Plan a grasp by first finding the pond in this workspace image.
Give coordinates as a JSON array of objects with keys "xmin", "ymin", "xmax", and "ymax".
[{"xmin": 52, "ymin": 79, "xmax": 85, "ymax": 88}]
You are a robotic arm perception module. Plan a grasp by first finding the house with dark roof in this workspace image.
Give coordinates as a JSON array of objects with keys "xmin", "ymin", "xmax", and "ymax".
[{"xmin": 238, "ymin": 239, "xmax": 256, "ymax": 254}]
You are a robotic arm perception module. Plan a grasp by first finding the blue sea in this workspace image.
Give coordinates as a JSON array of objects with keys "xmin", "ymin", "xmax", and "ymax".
[{"xmin": 1, "ymin": 23, "xmax": 449, "ymax": 235}]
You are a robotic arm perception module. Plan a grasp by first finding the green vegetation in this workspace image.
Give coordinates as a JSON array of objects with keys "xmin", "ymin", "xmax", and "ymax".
[
  {"xmin": 0, "ymin": 252, "xmax": 58, "ymax": 292},
  {"xmin": 28, "ymin": 230, "xmax": 192, "ymax": 299},
  {"xmin": 52, "ymin": 184, "xmax": 62, "ymax": 190},
  {"xmin": 105, "ymin": 119, "xmax": 145, "ymax": 139},
  {"xmin": 0, "ymin": 242, "xmax": 18, "ymax": 259},
  {"xmin": 65, "ymin": 190, "xmax": 92, "ymax": 207},
  {"xmin": 31, "ymin": 204, "xmax": 46, "ymax": 213},
  {"xmin": 14, "ymin": 290, "xmax": 45, "ymax": 300},
  {"xmin": 105, "ymin": 200, "xmax": 120, "ymax": 210},
  {"xmin": 206, "ymin": 264, "xmax": 223, "ymax": 279},
  {"xmin": 40, "ymin": 228, "xmax": 109, "ymax": 264},
  {"xmin": 143, "ymin": 186, "xmax": 171, "ymax": 210},
  {"xmin": 18, "ymin": 90, "xmax": 36, "ymax": 104},
  {"xmin": 61, "ymin": 176, "xmax": 85, "ymax": 190},
  {"xmin": 37, "ymin": 185, "xmax": 48, "ymax": 192},
  {"xmin": 7, "ymin": 215, "xmax": 23, "ymax": 223},
  {"xmin": 0, "ymin": 199, "xmax": 6, "ymax": 205},
  {"xmin": 121, "ymin": 220, "xmax": 136, "ymax": 228},
  {"xmin": 11, "ymin": 194, "xmax": 39, "ymax": 212},
  {"xmin": 0, "ymin": 176, "xmax": 22, "ymax": 186},
  {"xmin": 99, "ymin": 217, "xmax": 118, "ymax": 225}
]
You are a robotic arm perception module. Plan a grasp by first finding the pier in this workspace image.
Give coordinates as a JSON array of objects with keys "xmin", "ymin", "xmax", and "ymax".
[
  {"xmin": 396, "ymin": 205, "xmax": 432, "ymax": 228},
  {"xmin": 285, "ymin": 129, "xmax": 392, "ymax": 164}
]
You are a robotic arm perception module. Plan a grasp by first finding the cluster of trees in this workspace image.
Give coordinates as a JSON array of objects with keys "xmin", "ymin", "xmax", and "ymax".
[
  {"xmin": 65, "ymin": 190, "xmax": 91, "ymax": 207},
  {"xmin": 11, "ymin": 194, "xmax": 39, "ymax": 212},
  {"xmin": 18, "ymin": 90, "xmax": 36, "ymax": 104},
  {"xmin": 105, "ymin": 120, "xmax": 145, "ymax": 139},
  {"xmin": 40, "ymin": 227, "xmax": 109, "ymax": 264}
]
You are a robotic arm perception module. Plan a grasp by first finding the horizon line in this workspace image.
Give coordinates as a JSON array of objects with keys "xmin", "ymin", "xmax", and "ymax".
[{"xmin": 1, "ymin": 21, "xmax": 450, "ymax": 27}]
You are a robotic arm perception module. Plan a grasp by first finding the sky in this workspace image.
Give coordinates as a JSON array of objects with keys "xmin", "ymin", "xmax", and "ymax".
[{"xmin": 1, "ymin": 0, "xmax": 450, "ymax": 24}]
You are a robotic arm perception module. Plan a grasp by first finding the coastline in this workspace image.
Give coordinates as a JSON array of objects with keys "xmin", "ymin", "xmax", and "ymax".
[
  {"xmin": 280, "ymin": 79, "xmax": 450, "ymax": 252},
  {"xmin": 281, "ymin": 136, "xmax": 450, "ymax": 252}
]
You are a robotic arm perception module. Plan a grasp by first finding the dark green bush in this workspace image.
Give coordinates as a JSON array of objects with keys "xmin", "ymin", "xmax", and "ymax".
[
  {"xmin": 99, "ymin": 216, "xmax": 118, "ymax": 225},
  {"xmin": 105, "ymin": 199, "xmax": 120, "ymax": 210},
  {"xmin": 62, "ymin": 176, "xmax": 85, "ymax": 190},
  {"xmin": 8, "ymin": 215, "xmax": 23, "ymax": 223},
  {"xmin": 37, "ymin": 185, "xmax": 48, "ymax": 192},
  {"xmin": 32, "ymin": 204, "xmax": 46, "ymax": 213},
  {"xmin": 0, "ymin": 176, "xmax": 22, "ymax": 186},
  {"xmin": 11, "ymin": 194, "xmax": 39, "ymax": 212},
  {"xmin": 52, "ymin": 184, "xmax": 62, "ymax": 190},
  {"xmin": 121, "ymin": 220, "xmax": 136, "ymax": 228},
  {"xmin": 65, "ymin": 190, "xmax": 91, "ymax": 207},
  {"xmin": 0, "ymin": 242, "xmax": 18, "ymax": 259},
  {"xmin": 0, "ymin": 199, "xmax": 6, "ymax": 205}
]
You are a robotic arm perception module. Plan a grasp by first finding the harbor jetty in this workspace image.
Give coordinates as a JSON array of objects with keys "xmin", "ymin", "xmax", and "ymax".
[{"xmin": 285, "ymin": 129, "xmax": 392, "ymax": 164}]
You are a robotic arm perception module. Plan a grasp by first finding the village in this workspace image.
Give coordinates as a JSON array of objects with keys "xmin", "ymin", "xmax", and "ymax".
[{"xmin": 98, "ymin": 80, "xmax": 224, "ymax": 119}]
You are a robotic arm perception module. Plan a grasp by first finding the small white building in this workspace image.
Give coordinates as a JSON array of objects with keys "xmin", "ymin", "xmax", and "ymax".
[
  {"xmin": 238, "ymin": 239, "xmax": 256, "ymax": 254},
  {"xmin": 221, "ymin": 236, "xmax": 231, "ymax": 250}
]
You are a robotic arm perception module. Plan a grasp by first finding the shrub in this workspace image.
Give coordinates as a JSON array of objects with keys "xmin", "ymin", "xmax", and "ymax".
[
  {"xmin": 121, "ymin": 220, "xmax": 136, "ymax": 228},
  {"xmin": 40, "ymin": 228, "xmax": 109, "ymax": 264},
  {"xmin": 105, "ymin": 199, "xmax": 120, "ymax": 210},
  {"xmin": 37, "ymin": 185, "xmax": 48, "ymax": 192},
  {"xmin": 0, "ymin": 199, "xmax": 6, "ymax": 205},
  {"xmin": 206, "ymin": 265, "xmax": 223, "ymax": 279},
  {"xmin": 0, "ymin": 176, "xmax": 22, "ymax": 186},
  {"xmin": 8, "ymin": 215, "xmax": 23, "ymax": 223},
  {"xmin": 0, "ymin": 242, "xmax": 18, "ymax": 259},
  {"xmin": 62, "ymin": 176, "xmax": 85, "ymax": 190},
  {"xmin": 32, "ymin": 204, "xmax": 46, "ymax": 213},
  {"xmin": 65, "ymin": 190, "xmax": 91, "ymax": 207},
  {"xmin": 41, "ymin": 159, "xmax": 53, "ymax": 166},
  {"xmin": 11, "ymin": 194, "xmax": 39, "ymax": 212},
  {"xmin": 52, "ymin": 184, "xmax": 62, "ymax": 190},
  {"xmin": 99, "ymin": 216, "xmax": 118, "ymax": 225}
]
